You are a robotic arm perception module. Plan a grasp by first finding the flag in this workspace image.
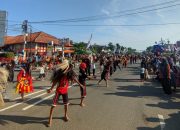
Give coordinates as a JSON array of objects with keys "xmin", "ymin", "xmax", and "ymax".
[
  {"xmin": 114, "ymin": 45, "xmax": 117, "ymax": 54},
  {"xmin": 86, "ymin": 34, "xmax": 92, "ymax": 49}
]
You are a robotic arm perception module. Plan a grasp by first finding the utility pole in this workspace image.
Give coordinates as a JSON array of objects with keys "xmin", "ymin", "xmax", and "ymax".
[
  {"xmin": 29, "ymin": 27, "xmax": 32, "ymax": 57},
  {"xmin": 61, "ymin": 38, "xmax": 66, "ymax": 61},
  {"xmin": 22, "ymin": 20, "xmax": 28, "ymax": 60}
]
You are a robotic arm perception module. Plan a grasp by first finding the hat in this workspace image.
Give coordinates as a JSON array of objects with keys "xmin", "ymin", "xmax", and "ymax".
[
  {"xmin": 56, "ymin": 59, "xmax": 69, "ymax": 71},
  {"xmin": 80, "ymin": 62, "xmax": 86, "ymax": 70}
]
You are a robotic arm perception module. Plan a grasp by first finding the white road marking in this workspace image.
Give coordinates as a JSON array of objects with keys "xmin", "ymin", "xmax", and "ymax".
[
  {"xmin": 0, "ymin": 103, "xmax": 22, "ymax": 112},
  {"xmin": 68, "ymin": 85, "xmax": 73, "ymax": 88},
  {"xmin": 22, "ymin": 94, "xmax": 54, "ymax": 111},
  {"xmin": 0, "ymin": 91, "xmax": 53, "ymax": 112},
  {"xmin": 1, "ymin": 84, "xmax": 77, "ymax": 112},
  {"xmin": 22, "ymin": 84, "xmax": 77, "ymax": 111},
  {"xmin": 158, "ymin": 114, "xmax": 165, "ymax": 130},
  {"xmin": 15, "ymin": 89, "xmax": 47, "ymax": 100},
  {"xmin": 68, "ymin": 83, "xmax": 77, "ymax": 88}
]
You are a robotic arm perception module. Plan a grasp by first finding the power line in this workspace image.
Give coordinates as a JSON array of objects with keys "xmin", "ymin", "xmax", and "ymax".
[
  {"xmin": 29, "ymin": 0, "xmax": 180, "ymax": 24},
  {"xmin": 0, "ymin": 20, "xmax": 21, "ymax": 23},
  {"xmin": 27, "ymin": 22, "xmax": 180, "ymax": 27},
  {"xmin": 59, "ymin": 3, "xmax": 180, "ymax": 23}
]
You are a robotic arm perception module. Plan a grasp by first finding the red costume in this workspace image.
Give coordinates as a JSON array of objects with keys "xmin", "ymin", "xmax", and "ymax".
[
  {"xmin": 16, "ymin": 69, "xmax": 33, "ymax": 93},
  {"xmin": 52, "ymin": 76, "xmax": 69, "ymax": 106}
]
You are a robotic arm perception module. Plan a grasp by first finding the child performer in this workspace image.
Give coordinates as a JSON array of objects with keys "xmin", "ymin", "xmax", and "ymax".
[
  {"xmin": 16, "ymin": 63, "xmax": 33, "ymax": 101},
  {"xmin": 47, "ymin": 59, "xmax": 84, "ymax": 127}
]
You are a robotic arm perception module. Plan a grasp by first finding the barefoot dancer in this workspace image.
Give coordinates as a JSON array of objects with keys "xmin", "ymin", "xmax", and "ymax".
[
  {"xmin": 97, "ymin": 61, "xmax": 111, "ymax": 87},
  {"xmin": 47, "ymin": 60, "xmax": 84, "ymax": 126},
  {"xmin": 79, "ymin": 62, "xmax": 91, "ymax": 107}
]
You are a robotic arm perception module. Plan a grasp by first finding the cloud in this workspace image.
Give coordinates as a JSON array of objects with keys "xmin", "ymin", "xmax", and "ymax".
[
  {"xmin": 92, "ymin": 0, "xmax": 180, "ymax": 50},
  {"xmin": 101, "ymin": 9, "xmax": 110, "ymax": 16}
]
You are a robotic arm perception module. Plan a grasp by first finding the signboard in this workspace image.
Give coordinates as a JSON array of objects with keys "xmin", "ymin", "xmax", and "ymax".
[{"xmin": 0, "ymin": 11, "xmax": 7, "ymax": 47}]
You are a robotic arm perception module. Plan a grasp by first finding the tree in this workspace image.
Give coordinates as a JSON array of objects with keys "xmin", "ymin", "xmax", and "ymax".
[
  {"xmin": 121, "ymin": 46, "xmax": 125, "ymax": 52},
  {"xmin": 73, "ymin": 42, "xmax": 87, "ymax": 54},
  {"xmin": 108, "ymin": 42, "xmax": 115, "ymax": 52},
  {"xmin": 146, "ymin": 46, "xmax": 153, "ymax": 52},
  {"xmin": 127, "ymin": 47, "xmax": 136, "ymax": 54},
  {"xmin": 91, "ymin": 43, "xmax": 103, "ymax": 54},
  {"xmin": 116, "ymin": 43, "xmax": 120, "ymax": 50}
]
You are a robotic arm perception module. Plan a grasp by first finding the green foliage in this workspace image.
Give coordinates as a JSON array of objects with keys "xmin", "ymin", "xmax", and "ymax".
[
  {"xmin": 5, "ymin": 52, "xmax": 15, "ymax": 58},
  {"xmin": 0, "ymin": 52, "xmax": 14, "ymax": 58},
  {"xmin": 73, "ymin": 42, "xmax": 136, "ymax": 55},
  {"xmin": 146, "ymin": 46, "xmax": 153, "ymax": 52},
  {"xmin": 91, "ymin": 43, "xmax": 103, "ymax": 54},
  {"xmin": 73, "ymin": 42, "xmax": 87, "ymax": 54},
  {"xmin": 108, "ymin": 42, "xmax": 115, "ymax": 51},
  {"xmin": 127, "ymin": 47, "xmax": 136, "ymax": 54},
  {"xmin": 116, "ymin": 43, "xmax": 120, "ymax": 50},
  {"xmin": 121, "ymin": 46, "xmax": 125, "ymax": 52}
]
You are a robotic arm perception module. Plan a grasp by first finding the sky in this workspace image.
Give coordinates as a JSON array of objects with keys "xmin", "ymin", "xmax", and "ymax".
[{"xmin": 1, "ymin": 0, "xmax": 180, "ymax": 50}]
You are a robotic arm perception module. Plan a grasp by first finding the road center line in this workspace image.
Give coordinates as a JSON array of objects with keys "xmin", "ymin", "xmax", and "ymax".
[
  {"xmin": 22, "ymin": 94, "xmax": 54, "ymax": 111},
  {"xmin": 158, "ymin": 114, "xmax": 165, "ymax": 130}
]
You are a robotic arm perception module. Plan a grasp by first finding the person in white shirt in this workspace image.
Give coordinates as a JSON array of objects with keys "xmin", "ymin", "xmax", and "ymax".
[
  {"xmin": 38, "ymin": 63, "xmax": 45, "ymax": 81},
  {"xmin": 140, "ymin": 67, "xmax": 145, "ymax": 82}
]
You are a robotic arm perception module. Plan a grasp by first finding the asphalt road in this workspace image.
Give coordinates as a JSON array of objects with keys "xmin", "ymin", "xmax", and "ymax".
[{"xmin": 0, "ymin": 63, "xmax": 179, "ymax": 130}]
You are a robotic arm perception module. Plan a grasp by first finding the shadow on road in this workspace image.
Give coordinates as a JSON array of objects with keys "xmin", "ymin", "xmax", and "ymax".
[
  {"xmin": 137, "ymin": 109, "xmax": 180, "ymax": 130},
  {"xmin": 0, "ymin": 115, "xmax": 54, "ymax": 126},
  {"xmin": 104, "ymin": 80, "xmax": 180, "ymax": 129},
  {"xmin": 105, "ymin": 72, "xmax": 180, "ymax": 130},
  {"xmin": 104, "ymin": 78, "xmax": 180, "ymax": 99},
  {"xmin": 113, "ymin": 78, "xmax": 141, "ymax": 82}
]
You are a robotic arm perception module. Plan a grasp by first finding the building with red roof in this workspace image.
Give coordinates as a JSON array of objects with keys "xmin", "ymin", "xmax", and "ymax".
[{"xmin": 3, "ymin": 31, "xmax": 74, "ymax": 56}]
